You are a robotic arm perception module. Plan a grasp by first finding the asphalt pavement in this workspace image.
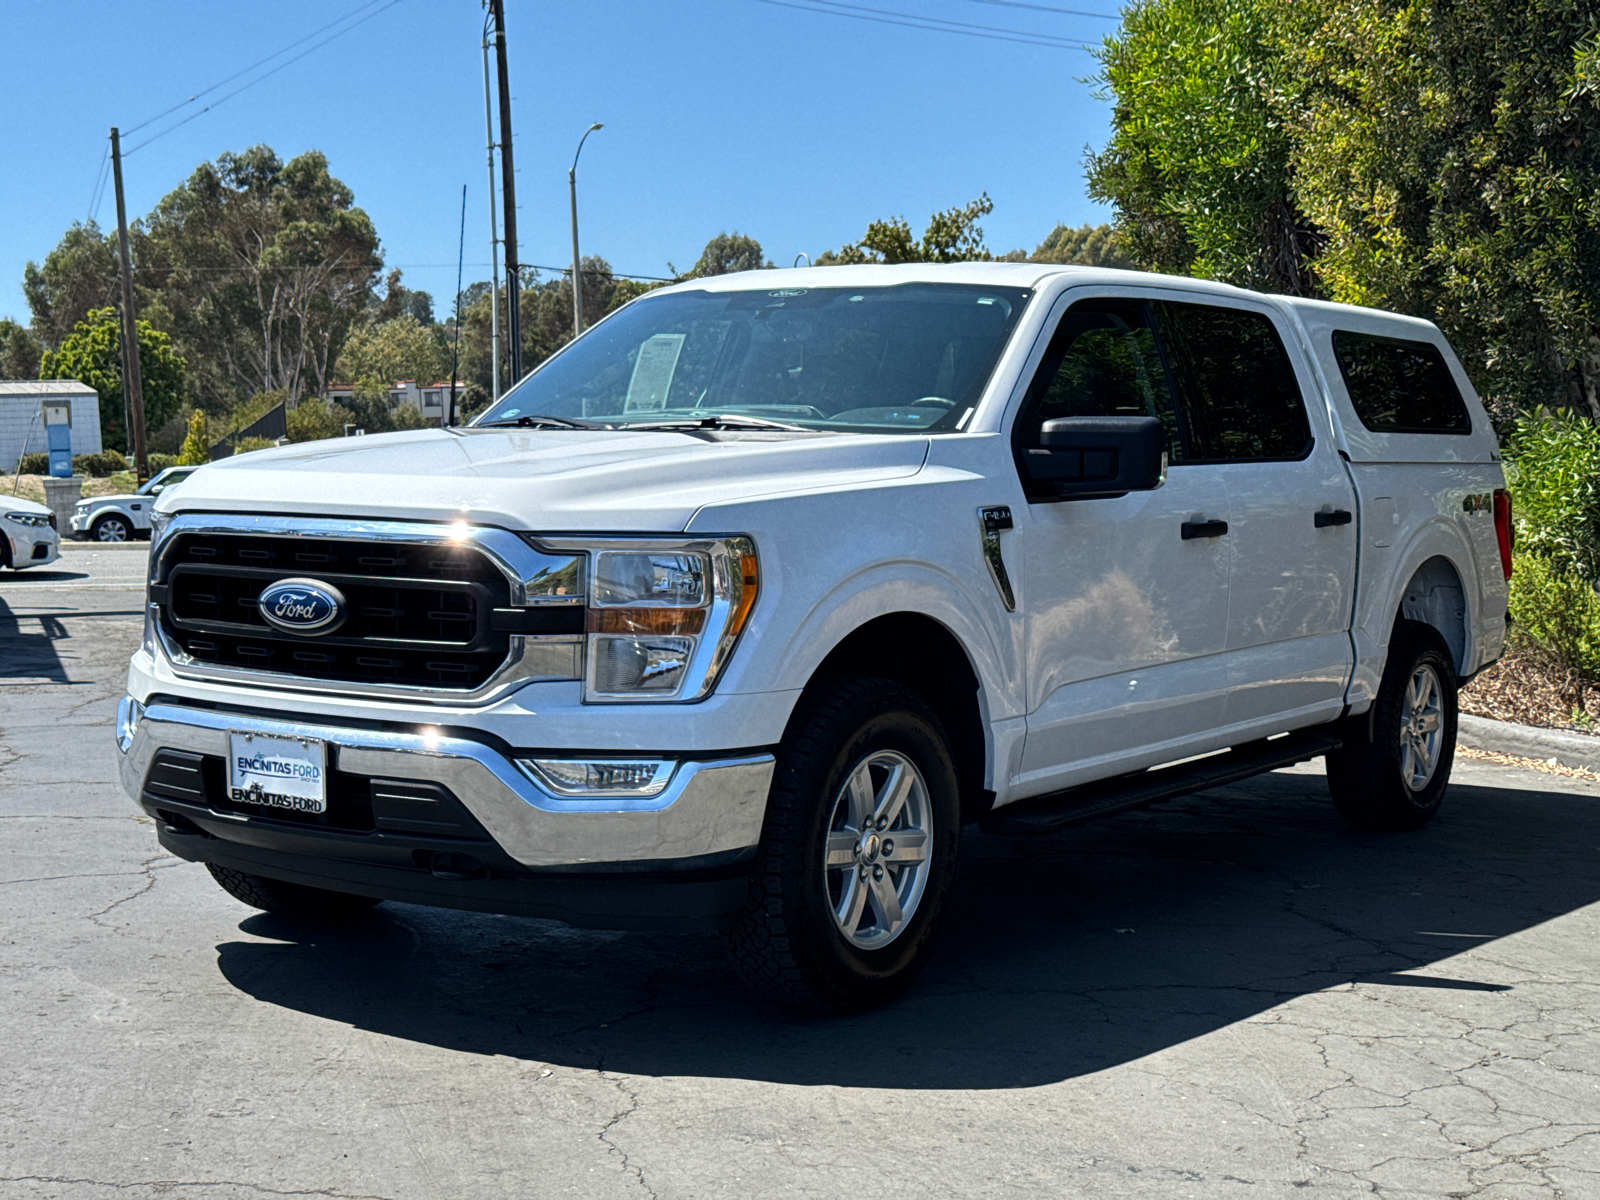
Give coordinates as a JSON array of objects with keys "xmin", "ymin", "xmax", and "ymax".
[{"xmin": 3, "ymin": 543, "xmax": 1600, "ymax": 1198}]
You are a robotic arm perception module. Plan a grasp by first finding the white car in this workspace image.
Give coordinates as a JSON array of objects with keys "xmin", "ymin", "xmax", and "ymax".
[
  {"xmin": 2, "ymin": 495, "xmax": 61, "ymax": 570},
  {"xmin": 71, "ymin": 466, "xmax": 198, "ymax": 542},
  {"xmin": 117, "ymin": 263, "xmax": 1510, "ymax": 1010}
]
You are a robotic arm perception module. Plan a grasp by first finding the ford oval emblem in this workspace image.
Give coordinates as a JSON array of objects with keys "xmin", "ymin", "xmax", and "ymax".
[{"xmin": 257, "ymin": 578, "xmax": 346, "ymax": 636}]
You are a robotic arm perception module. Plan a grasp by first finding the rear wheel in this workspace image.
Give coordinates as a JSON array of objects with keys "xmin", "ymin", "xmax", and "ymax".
[
  {"xmin": 205, "ymin": 863, "xmax": 382, "ymax": 919},
  {"xmin": 725, "ymin": 676, "xmax": 962, "ymax": 1011},
  {"xmin": 91, "ymin": 513, "xmax": 132, "ymax": 543},
  {"xmin": 1326, "ymin": 620, "xmax": 1458, "ymax": 830}
]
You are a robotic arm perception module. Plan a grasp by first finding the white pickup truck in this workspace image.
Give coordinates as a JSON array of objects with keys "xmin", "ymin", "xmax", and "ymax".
[{"xmin": 117, "ymin": 263, "xmax": 1512, "ymax": 1010}]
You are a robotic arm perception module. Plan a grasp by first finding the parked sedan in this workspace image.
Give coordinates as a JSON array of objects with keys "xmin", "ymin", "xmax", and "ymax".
[
  {"xmin": 71, "ymin": 466, "xmax": 198, "ymax": 542},
  {"xmin": 2, "ymin": 496, "xmax": 61, "ymax": 570}
]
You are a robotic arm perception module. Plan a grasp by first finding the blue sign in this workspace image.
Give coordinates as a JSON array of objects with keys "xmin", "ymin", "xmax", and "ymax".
[{"xmin": 257, "ymin": 578, "xmax": 347, "ymax": 636}]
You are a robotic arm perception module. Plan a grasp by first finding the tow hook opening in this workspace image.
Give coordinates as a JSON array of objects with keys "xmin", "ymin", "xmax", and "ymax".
[{"xmin": 420, "ymin": 851, "xmax": 490, "ymax": 882}]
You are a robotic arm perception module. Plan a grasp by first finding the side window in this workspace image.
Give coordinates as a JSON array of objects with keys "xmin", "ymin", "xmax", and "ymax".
[
  {"xmin": 1153, "ymin": 301, "xmax": 1311, "ymax": 462},
  {"xmin": 1331, "ymin": 330, "xmax": 1471, "ymax": 434},
  {"xmin": 1014, "ymin": 299, "xmax": 1184, "ymax": 462}
]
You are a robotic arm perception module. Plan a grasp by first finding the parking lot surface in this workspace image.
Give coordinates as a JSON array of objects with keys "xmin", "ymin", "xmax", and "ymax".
[{"xmin": 3, "ymin": 543, "xmax": 1599, "ymax": 1198}]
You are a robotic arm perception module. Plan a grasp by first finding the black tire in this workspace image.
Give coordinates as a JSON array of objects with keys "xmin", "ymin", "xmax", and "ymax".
[
  {"xmin": 1326, "ymin": 620, "xmax": 1458, "ymax": 831},
  {"xmin": 205, "ymin": 863, "xmax": 382, "ymax": 918},
  {"xmin": 724, "ymin": 676, "xmax": 962, "ymax": 1012},
  {"xmin": 91, "ymin": 513, "xmax": 133, "ymax": 543}
]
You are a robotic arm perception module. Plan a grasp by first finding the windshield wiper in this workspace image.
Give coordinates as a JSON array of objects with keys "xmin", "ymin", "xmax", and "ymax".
[
  {"xmin": 477, "ymin": 413, "xmax": 608, "ymax": 430},
  {"xmin": 619, "ymin": 413, "xmax": 812, "ymax": 433}
]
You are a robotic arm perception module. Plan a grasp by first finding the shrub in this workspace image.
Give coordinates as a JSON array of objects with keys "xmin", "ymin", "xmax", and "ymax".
[
  {"xmin": 72, "ymin": 449, "xmax": 129, "ymax": 477},
  {"xmin": 286, "ymin": 397, "xmax": 356, "ymax": 443},
  {"xmin": 230, "ymin": 436, "xmax": 277, "ymax": 455},
  {"xmin": 1505, "ymin": 413, "xmax": 1600, "ymax": 580},
  {"xmin": 177, "ymin": 411, "xmax": 210, "ymax": 466},
  {"xmin": 148, "ymin": 452, "xmax": 178, "ymax": 473},
  {"xmin": 15, "ymin": 451, "xmax": 48, "ymax": 474},
  {"xmin": 1508, "ymin": 552, "xmax": 1600, "ymax": 687}
]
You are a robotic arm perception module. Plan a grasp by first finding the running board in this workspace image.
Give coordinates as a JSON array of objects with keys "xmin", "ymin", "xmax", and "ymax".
[{"xmin": 981, "ymin": 731, "xmax": 1344, "ymax": 836}]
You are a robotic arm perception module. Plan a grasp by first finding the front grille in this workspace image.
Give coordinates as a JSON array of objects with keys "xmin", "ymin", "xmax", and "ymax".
[{"xmin": 155, "ymin": 531, "xmax": 568, "ymax": 691}]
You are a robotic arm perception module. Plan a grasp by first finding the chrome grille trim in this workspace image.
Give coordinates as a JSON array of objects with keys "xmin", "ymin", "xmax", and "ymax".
[{"xmin": 150, "ymin": 514, "xmax": 586, "ymax": 705}]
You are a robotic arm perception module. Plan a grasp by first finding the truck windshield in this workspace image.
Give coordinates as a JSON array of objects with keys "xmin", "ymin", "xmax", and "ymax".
[{"xmin": 473, "ymin": 282, "xmax": 1031, "ymax": 435}]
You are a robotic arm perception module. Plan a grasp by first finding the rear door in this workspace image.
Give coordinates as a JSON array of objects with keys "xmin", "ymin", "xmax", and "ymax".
[{"xmin": 1151, "ymin": 298, "xmax": 1357, "ymax": 731}]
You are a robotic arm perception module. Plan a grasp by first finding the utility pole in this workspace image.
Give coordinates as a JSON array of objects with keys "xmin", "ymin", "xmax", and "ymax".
[
  {"xmin": 449, "ymin": 183, "xmax": 466, "ymax": 428},
  {"xmin": 109, "ymin": 128, "xmax": 149, "ymax": 480},
  {"xmin": 488, "ymin": 0, "xmax": 522, "ymax": 383},
  {"xmin": 569, "ymin": 123, "xmax": 603, "ymax": 340},
  {"xmin": 481, "ymin": 17, "xmax": 502, "ymax": 403}
]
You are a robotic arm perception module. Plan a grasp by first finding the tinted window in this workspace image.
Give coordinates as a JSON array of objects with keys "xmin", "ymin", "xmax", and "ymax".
[
  {"xmin": 1015, "ymin": 299, "xmax": 1184, "ymax": 462},
  {"xmin": 1332, "ymin": 331, "xmax": 1470, "ymax": 434},
  {"xmin": 1154, "ymin": 301, "xmax": 1311, "ymax": 462}
]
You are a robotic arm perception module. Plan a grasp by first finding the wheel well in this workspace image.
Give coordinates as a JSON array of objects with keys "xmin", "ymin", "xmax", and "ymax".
[
  {"xmin": 1397, "ymin": 556, "xmax": 1467, "ymax": 676},
  {"xmin": 0, "ymin": 534, "xmax": 11, "ymax": 569},
  {"xmin": 807, "ymin": 613, "xmax": 991, "ymax": 823}
]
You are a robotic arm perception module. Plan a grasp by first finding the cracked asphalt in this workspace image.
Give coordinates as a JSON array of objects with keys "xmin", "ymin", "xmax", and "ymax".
[{"xmin": 3, "ymin": 544, "xmax": 1600, "ymax": 1198}]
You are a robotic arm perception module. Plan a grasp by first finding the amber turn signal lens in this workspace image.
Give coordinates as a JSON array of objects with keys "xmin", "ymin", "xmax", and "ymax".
[{"xmin": 588, "ymin": 607, "xmax": 707, "ymax": 636}]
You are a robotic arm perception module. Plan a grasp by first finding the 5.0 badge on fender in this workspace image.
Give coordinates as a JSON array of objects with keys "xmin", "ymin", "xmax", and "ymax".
[{"xmin": 257, "ymin": 578, "xmax": 346, "ymax": 635}]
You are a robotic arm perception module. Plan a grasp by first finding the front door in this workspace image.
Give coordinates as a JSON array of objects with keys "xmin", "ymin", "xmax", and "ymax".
[{"xmin": 1013, "ymin": 296, "xmax": 1232, "ymax": 795}]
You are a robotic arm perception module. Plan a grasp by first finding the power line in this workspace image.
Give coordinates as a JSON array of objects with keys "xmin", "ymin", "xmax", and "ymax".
[
  {"xmin": 87, "ymin": 142, "xmax": 110, "ymax": 224},
  {"xmin": 121, "ymin": 0, "xmax": 390, "ymax": 138},
  {"xmin": 955, "ymin": 0, "xmax": 1118, "ymax": 19},
  {"xmin": 123, "ymin": 261, "xmax": 680, "ymax": 283},
  {"xmin": 125, "ymin": 0, "xmax": 403, "ymax": 156},
  {"xmin": 751, "ymin": 0, "xmax": 1096, "ymax": 48}
]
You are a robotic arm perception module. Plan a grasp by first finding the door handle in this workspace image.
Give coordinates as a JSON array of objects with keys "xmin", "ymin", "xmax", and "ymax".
[
  {"xmin": 1180, "ymin": 519, "xmax": 1229, "ymax": 540},
  {"xmin": 1314, "ymin": 509, "xmax": 1353, "ymax": 528}
]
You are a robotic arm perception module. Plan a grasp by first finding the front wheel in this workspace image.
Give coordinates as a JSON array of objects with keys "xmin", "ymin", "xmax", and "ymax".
[
  {"xmin": 1326, "ymin": 620, "xmax": 1458, "ymax": 830},
  {"xmin": 92, "ymin": 513, "xmax": 133, "ymax": 543},
  {"xmin": 725, "ymin": 676, "xmax": 962, "ymax": 1011},
  {"xmin": 206, "ymin": 863, "xmax": 382, "ymax": 919}
]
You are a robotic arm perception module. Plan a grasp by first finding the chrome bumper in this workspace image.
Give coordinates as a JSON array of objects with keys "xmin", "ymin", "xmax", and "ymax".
[{"xmin": 117, "ymin": 699, "xmax": 774, "ymax": 869}]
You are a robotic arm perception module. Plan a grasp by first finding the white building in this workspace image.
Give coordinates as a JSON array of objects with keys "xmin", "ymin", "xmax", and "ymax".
[
  {"xmin": 325, "ymin": 379, "xmax": 468, "ymax": 421},
  {"xmin": 1, "ymin": 381, "xmax": 103, "ymax": 472}
]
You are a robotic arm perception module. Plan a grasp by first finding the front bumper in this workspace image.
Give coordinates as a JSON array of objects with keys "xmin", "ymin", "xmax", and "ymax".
[
  {"xmin": 118, "ymin": 698, "xmax": 775, "ymax": 929},
  {"xmin": 6, "ymin": 528, "xmax": 59, "ymax": 568}
]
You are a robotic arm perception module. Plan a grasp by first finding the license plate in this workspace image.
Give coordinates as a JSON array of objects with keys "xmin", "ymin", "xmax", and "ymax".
[{"xmin": 227, "ymin": 731, "xmax": 328, "ymax": 814}]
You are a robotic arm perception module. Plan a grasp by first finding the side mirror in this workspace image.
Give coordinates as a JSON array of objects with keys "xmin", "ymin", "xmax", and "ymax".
[
  {"xmin": 1023, "ymin": 415, "xmax": 1167, "ymax": 501},
  {"xmin": 148, "ymin": 484, "xmax": 164, "ymax": 496}
]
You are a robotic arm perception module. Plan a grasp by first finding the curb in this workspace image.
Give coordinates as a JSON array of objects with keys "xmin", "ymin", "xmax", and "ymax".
[{"xmin": 1458, "ymin": 714, "xmax": 1600, "ymax": 773}]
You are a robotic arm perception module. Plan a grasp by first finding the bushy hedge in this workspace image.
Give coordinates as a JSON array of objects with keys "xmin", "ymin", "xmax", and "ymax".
[
  {"xmin": 14, "ymin": 451, "xmax": 48, "ymax": 474},
  {"xmin": 72, "ymin": 449, "xmax": 130, "ymax": 477},
  {"xmin": 1506, "ymin": 414, "xmax": 1600, "ymax": 686}
]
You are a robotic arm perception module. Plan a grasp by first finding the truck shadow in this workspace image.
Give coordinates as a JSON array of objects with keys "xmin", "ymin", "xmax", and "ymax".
[
  {"xmin": 215, "ymin": 770, "xmax": 1597, "ymax": 1089},
  {"xmin": 0, "ymin": 596, "xmax": 71, "ymax": 682}
]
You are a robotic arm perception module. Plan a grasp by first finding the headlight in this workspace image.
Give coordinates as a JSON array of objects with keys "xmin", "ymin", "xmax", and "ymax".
[
  {"xmin": 148, "ymin": 510, "xmax": 174, "ymax": 548},
  {"xmin": 530, "ymin": 535, "xmax": 759, "ymax": 702},
  {"xmin": 4, "ymin": 512, "xmax": 51, "ymax": 528}
]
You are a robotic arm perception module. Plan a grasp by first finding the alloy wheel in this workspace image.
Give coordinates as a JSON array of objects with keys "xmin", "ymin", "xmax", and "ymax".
[{"xmin": 822, "ymin": 750, "xmax": 934, "ymax": 951}]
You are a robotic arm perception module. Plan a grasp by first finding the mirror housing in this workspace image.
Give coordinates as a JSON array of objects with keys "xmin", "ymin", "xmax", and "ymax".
[{"xmin": 1023, "ymin": 416, "xmax": 1166, "ymax": 501}]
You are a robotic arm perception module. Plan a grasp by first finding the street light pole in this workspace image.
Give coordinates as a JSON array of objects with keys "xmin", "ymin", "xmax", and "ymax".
[
  {"xmin": 481, "ymin": 15, "xmax": 501, "ymax": 403},
  {"xmin": 569, "ymin": 122, "xmax": 603, "ymax": 339}
]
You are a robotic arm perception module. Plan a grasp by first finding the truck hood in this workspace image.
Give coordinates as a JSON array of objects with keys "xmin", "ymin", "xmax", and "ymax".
[{"xmin": 157, "ymin": 427, "xmax": 930, "ymax": 531}]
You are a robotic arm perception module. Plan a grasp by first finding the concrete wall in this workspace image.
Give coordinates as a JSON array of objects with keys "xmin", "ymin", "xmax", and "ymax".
[{"xmin": 1, "ymin": 393, "xmax": 103, "ymax": 472}]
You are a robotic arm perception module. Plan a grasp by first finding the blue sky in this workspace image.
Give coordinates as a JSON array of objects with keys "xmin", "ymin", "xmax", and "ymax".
[{"xmin": 0, "ymin": 0, "xmax": 1118, "ymax": 327}]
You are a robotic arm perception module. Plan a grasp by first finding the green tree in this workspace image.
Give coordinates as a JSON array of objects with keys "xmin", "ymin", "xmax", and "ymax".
[
  {"xmin": 816, "ymin": 194, "xmax": 996, "ymax": 265},
  {"xmin": 1030, "ymin": 223, "xmax": 1139, "ymax": 269},
  {"xmin": 0, "ymin": 319, "xmax": 43, "ymax": 378},
  {"xmin": 335, "ymin": 314, "xmax": 450, "ymax": 386},
  {"xmin": 1285, "ymin": 0, "xmax": 1600, "ymax": 421},
  {"xmin": 134, "ymin": 146, "xmax": 383, "ymax": 410},
  {"xmin": 1085, "ymin": 0, "xmax": 1320, "ymax": 294},
  {"xmin": 22, "ymin": 221, "xmax": 120, "ymax": 349},
  {"xmin": 285, "ymin": 396, "xmax": 356, "ymax": 442},
  {"xmin": 38, "ymin": 307, "xmax": 186, "ymax": 452},
  {"xmin": 686, "ymin": 233, "xmax": 771, "ymax": 277},
  {"xmin": 368, "ymin": 268, "xmax": 435, "ymax": 326},
  {"xmin": 177, "ymin": 410, "xmax": 210, "ymax": 465}
]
